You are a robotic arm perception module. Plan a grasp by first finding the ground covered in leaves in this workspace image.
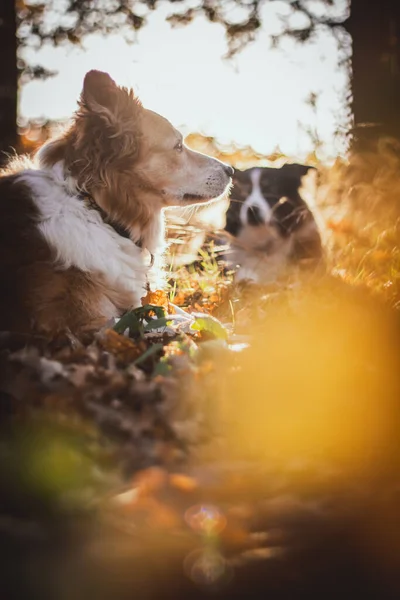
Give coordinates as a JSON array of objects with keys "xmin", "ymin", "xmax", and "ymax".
[{"xmin": 2, "ymin": 138, "xmax": 400, "ymax": 599}]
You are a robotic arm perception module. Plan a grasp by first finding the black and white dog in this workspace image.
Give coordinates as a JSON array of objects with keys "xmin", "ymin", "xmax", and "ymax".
[{"xmin": 224, "ymin": 164, "xmax": 323, "ymax": 283}]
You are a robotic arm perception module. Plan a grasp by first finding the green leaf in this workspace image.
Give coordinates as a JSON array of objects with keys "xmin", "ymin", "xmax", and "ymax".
[
  {"xmin": 113, "ymin": 311, "xmax": 141, "ymax": 336},
  {"xmin": 113, "ymin": 305, "xmax": 166, "ymax": 336},
  {"xmin": 133, "ymin": 343, "xmax": 164, "ymax": 366},
  {"xmin": 191, "ymin": 315, "xmax": 228, "ymax": 340},
  {"xmin": 144, "ymin": 317, "xmax": 172, "ymax": 332}
]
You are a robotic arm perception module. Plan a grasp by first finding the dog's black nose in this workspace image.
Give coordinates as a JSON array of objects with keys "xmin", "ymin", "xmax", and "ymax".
[
  {"xmin": 247, "ymin": 205, "xmax": 264, "ymax": 226},
  {"xmin": 223, "ymin": 164, "xmax": 234, "ymax": 177}
]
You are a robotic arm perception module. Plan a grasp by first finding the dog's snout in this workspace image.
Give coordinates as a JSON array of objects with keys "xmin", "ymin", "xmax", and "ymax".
[
  {"xmin": 247, "ymin": 205, "xmax": 264, "ymax": 226},
  {"xmin": 222, "ymin": 164, "xmax": 234, "ymax": 177}
]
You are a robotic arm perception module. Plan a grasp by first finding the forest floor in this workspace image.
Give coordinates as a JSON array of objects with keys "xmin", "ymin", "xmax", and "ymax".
[{"xmin": 1, "ymin": 138, "xmax": 400, "ymax": 599}]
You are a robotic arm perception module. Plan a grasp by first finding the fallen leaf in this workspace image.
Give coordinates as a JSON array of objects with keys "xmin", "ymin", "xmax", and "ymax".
[
  {"xmin": 169, "ymin": 473, "xmax": 199, "ymax": 492},
  {"xmin": 142, "ymin": 289, "xmax": 175, "ymax": 314},
  {"xmin": 132, "ymin": 467, "xmax": 169, "ymax": 497}
]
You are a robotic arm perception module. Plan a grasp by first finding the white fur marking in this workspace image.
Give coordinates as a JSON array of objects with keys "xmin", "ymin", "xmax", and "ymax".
[
  {"xmin": 18, "ymin": 166, "xmax": 150, "ymax": 306},
  {"xmin": 240, "ymin": 169, "xmax": 273, "ymax": 226}
]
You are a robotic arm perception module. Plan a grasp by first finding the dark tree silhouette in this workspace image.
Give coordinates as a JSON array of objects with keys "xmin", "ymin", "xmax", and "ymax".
[
  {"xmin": 1, "ymin": 1, "xmax": 399, "ymax": 161},
  {"xmin": 348, "ymin": 0, "xmax": 400, "ymax": 147},
  {"xmin": 0, "ymin": 0, "xmax": 18, "ymax": 163}
]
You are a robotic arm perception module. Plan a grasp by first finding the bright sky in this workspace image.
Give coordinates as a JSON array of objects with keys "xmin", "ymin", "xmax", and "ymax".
[{"xmin": 20, "ymin": 2, "xmax": 350, "ymax": 159}]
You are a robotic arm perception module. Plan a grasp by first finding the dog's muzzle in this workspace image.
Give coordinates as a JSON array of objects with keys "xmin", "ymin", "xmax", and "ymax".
[{"xmin": 247, "ymin": 205, "xmax": 265, "ymax": 226}]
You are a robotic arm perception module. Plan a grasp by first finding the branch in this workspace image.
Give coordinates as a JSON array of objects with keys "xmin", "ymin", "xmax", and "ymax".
[{"xmin": 18, "ymin": 0, "xmax": 349, "ymax": 76}]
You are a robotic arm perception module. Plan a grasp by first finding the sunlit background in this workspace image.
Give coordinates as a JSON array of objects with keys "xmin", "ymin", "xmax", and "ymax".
[{"xmin": 20, "ymin": 1, "xmax": 350, "ymax": 159}]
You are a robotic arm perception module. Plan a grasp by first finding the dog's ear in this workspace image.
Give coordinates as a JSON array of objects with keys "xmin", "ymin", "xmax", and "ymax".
[
  {"xmin": 281, "ymin": 164, "xmax": 316, "ymax": 178},
  {"xmin": 298, "ymin": 164, "xmax": 317, "ymax": 178},
  {"xmin": 80, "ymin": 70, "xmax": 119, "ymax": 119}
]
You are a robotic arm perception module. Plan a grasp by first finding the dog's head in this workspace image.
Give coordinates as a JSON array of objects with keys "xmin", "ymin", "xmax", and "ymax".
[
  {"xmin": 226, "ymin": 165, "xmax": 314, "ymax": 236},
  {"xmin": 225, "ymin": 164, "xmax": 322, "ymax": 262},
  {"xmin": 40, "ymin": 70, "xmax": 233, "ymax": 222},
  {"xmin": 135, "ymin": 107, "xmax": 233, "ymax": 207}
]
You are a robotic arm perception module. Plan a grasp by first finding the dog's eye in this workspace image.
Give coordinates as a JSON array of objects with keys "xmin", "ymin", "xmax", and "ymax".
[{"xmin": 174, "ymin": 140, "xmax": 183, "ymax": 152}]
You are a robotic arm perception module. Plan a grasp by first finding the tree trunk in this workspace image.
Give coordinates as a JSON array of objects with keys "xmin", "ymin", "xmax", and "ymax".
[
  {"xmin": 347, "ymin": 0, "xmax": 400, "ymax": 148},
  {"xmin": 0, "ymin": 0, "xmax": 18, "ymax": 166}
]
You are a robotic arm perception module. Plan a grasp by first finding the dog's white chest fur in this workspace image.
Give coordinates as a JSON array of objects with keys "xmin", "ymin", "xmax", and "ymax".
[{"xmin": 18, "ymin": 165, "xmax": 154, "ymax": 307}]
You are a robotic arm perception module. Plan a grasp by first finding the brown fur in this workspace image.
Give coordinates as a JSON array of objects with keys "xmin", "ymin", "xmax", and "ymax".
[
  {"xmin": 39, "ymin": 72, "xmax": 155, "ymax": 239},
  {"xmin": 0, "ymin": 70, "xmax": 232, "ymax": 340},
  {"xmin": 0, "ymin": 73, "xmax": 149, "ymax": 339},
  {"xmin": 0, "ymin": 175, "xmax": 116, "ymax": 337}
]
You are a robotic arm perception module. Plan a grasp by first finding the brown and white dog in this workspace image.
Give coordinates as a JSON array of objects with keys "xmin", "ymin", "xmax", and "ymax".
[{"xmin": 0, "ymin": 70, "xmax": 233, "ymax": 338}]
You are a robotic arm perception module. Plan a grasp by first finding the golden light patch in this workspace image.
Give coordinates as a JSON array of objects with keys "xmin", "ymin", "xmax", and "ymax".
[{"xmin": 215, "ymin": 287, "xmax": 399, "ymax": 479}]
